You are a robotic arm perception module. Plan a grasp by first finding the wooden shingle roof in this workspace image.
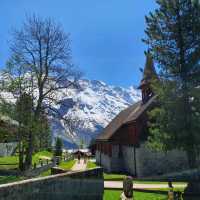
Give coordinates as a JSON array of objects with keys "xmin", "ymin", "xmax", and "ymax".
[{"xmin": 96, "ymin": 95, "xmax": 156, "ymax": 141}]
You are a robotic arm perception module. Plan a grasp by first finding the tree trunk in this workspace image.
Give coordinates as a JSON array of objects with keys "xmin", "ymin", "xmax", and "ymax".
[
  {"xmin": 18, "ymin": 124, "xmax": 25, "ymax": 171},
  {"xmin": 24, "ymin": 132, "xmax": 33, "ymax": 170},
  {"xmin": 18, "ymin": 141, "xmax": 25, "ymax": 171}
]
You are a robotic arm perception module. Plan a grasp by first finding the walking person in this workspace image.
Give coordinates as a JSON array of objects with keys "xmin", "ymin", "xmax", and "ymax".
[{"xmin": 77, "ymin": 152, "xmax": 81, "ymax": 164}]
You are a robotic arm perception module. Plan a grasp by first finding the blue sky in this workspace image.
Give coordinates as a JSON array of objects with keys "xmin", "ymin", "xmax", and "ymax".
[{"xmin": 0, "ymin": 0, "xmax": 157, "ymax": 87}]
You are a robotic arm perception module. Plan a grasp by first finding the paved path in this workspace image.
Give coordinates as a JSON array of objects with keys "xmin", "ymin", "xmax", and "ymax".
[
  {"xmin": 71, "ymin": 159, "xmax": 87, "ymax": 171},
  {"xmin": 104, "ymin": 181, "xmax": 187, "ymax": 189}
]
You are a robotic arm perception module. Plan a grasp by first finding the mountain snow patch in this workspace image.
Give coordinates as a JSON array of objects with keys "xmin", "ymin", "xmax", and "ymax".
[{"xmin": 52, "ymin": 79, "xmax": 141, "ymax": 148}]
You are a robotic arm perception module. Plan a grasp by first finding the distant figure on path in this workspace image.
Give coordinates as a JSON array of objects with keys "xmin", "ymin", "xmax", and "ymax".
[
  {"xmin": 78, "ymin": 152, "xmax": 81, "ymax": 163},
  {"xmin": 84, "ymin": 155, "xmax": 87, "ymax": 164}
]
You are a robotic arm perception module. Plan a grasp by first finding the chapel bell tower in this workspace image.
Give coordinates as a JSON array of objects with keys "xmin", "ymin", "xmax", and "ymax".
[{"xmin": 138, "ymin": 52, "xmax": 157, "ymax": 104}]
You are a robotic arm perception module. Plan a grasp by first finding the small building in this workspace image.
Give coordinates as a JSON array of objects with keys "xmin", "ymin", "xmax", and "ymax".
[
  {"xmin": 0, "ymin": 115, "xmax": 18, "ymax": 157},
  {"xmin": 68, "ymin": 149, "xmax": 91, "ymax": 157},
  {"xmin": 95, "ymin": 53, "xmax": 188, "ymax": 177}
]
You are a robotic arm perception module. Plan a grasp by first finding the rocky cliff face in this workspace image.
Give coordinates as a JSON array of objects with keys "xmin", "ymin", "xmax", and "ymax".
[{"xmin": 51, "ymin": 79, "xmax": 141, "ymax": 148}]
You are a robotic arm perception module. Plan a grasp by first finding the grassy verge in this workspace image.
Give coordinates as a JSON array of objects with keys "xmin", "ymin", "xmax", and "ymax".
[
  {"xmin": 104, "ymin": 173, "xmax": 187, "ymax": 186},
  {"xmin": 0, "ymin": 151, "xmax": 53, "ymax": 170},
  {"xmin": 39, "ymin": 169, "xmax": 51, "ymax": 177},
  {"xmin": 0, "ymin": 151, "xmax": 53, "ymax": 182},
  {"xmin": 0, "ymin": 156, "xmax": 19, "ymax": 169},
  {"xmin": 144, "ymin": 187, "xmax": 185, "ymax": 192},
  {"xmin": 134, "ymin": 180, "xmax": 187, "ymax": 185},
  {"xmin": 39, "ymin": 159, "xmax": 76, "ymax": 177},
  {"xmin": 104, "ymin": 173, "xmax": 126, "ymax": 180},
  {"xmin": 59, "ymin": 160, "xmax": 76, "ymax": 170},
  {"xmin": 0, "ymin": 175, "xmax": 24, "ymax": 184},
  {"xmin": 32, "ymin": 151, "xmax": 53, "ymax": 164},
  {"xmin": 86, "ymin": 161, "xmax": 98, "ymax": 169},
  {"xmin": 1, "ymin": 158, "xmax": 76, "ymax": 182},
  {"xmin": 104, "ymin": 190, "xmax": 167, "ymax": 200},
  {"xmin": 0, "ymin": 154, "xmax": 75, "ymax": 184}
]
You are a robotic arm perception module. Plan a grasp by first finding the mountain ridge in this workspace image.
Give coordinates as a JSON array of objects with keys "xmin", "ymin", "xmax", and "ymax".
[
  {"xmin": 51, "ymin": 79, "xmax": 141, "ymax": 148},
  {"xmin": 0, "ymin": 77, "xmax": 141, "ymax": 148}
]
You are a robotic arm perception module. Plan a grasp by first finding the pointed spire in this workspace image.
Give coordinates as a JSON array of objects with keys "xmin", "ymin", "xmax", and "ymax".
[
  {"xmin": 138, "ymin": 52, "xmax": 157, "ymax": 103},
  {"xmin": 138, "ymin": 51, "xmax": 157, "ymax": 89},
  {"xmin": 143, "ymin": 51, "xmax": 157, "ymax": 80}
]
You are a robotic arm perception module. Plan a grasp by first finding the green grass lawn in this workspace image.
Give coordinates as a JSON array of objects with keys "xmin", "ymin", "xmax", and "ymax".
[
  {"xmin": 86, "ymin": 161, "xmax": 98, "ymax": 169},
  {"xmin": 59, "ymin": 159, "xmax": 76, "ymax": 170},
  {"xmin": 104, "ymin": 190, "xmax": 167, "ymax": 200},
  {"xmin": 0, "ymin": 156, "xmax": 19, "ymax": 169},
  {"xmin": 145, "ymin": 187, "xmax": 185, "ymax": 192},
  {"xmin": 103, "ymin": 173, "xmax": 187, "ymax": 186},
  {"xmin": 0, "ymin": 175, "xmax": 24, "ymax": 184},
  {"xmin": 0, "ymin": 151, "xmax": 75, "ymax": 181},
  {"xmin": 40, "ymin": 159, "xmax": 76, "ymax": 177},
  {"xmin": 0, "ymin": 151, "xmax": 54, "ymax": 183},
  {"xmin": 104, "ymin": 173, "xmax": 126, "ymax": 180},
  {"xmin": 39, "ymin": 169, "xmax": 51, "ymax": 177},
  {"xmin": 32, "ymin": 151, "xmax": 53, "ymax": 164},
  {"xmin": 133, "ymin": 180, "xmax": 187, "ymax": 185},
  {"xmin": 0, "ymin": 151, "xmax": 53, "ymax": 170}
]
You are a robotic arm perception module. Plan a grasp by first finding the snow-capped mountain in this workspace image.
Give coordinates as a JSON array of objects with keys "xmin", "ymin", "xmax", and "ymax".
[
  {"xmin": 0, "ymin": 76, "xmax": 141, "ymax": 148},
  {"xmin": 51, "ymin": 79, "xmax": 141, "ymax": 148}
]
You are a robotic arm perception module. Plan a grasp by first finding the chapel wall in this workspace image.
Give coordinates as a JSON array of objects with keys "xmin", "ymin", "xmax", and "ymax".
[
  {"xmin": 122, "ymin": 145, "xmax": 136, "ymax": 175},
  {"xmin": 136, "ymin": 143, "xmax": 189, "ymax": 177}
]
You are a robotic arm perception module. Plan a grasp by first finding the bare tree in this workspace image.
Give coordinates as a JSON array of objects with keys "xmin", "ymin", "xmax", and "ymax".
[{"xmin": 1, "ymin": 15, "xmax": 81, "ymax": 170}]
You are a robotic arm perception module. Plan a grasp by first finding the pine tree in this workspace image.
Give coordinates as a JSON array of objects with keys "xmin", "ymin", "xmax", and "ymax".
[
  {"xmin": 54, "ymin": 137, "xmax": 63, "ymax": 157},
  {"xmin": 144, "ymin": 0, "xmax": 200, "ymax": 168},
  {"xmin": 16, "ymin": 93, "xmax": 34, "ymax": 170}
]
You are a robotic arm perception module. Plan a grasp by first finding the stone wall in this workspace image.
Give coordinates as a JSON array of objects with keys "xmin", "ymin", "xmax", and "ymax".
[
  {"xmin": 136, "ymin": 144, "xmax": 189, "ymax": 177},
  {"xmin": 96, "ymin": 143, "xmax": 189, "ymax": 178},
  {"xmin": 121, "ymin": 144, "xmax": 188, "ymax": 177},
  {"xmin": 0, "ymin": 167, "xmax": 104, "ymax": 200},
  {"xmin": 0, "ymin": 142, "xmax": 17, "ymax": 157}
]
